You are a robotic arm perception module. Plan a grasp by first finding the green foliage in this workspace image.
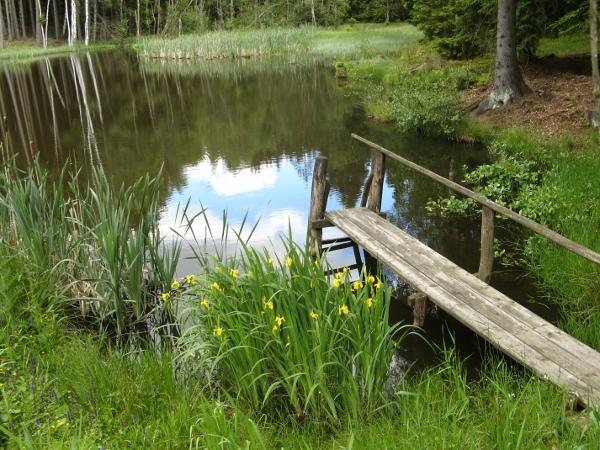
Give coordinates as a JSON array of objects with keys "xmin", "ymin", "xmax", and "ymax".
[
  {"xmin": 178, "ymin": 243, "xmax": 406, "ymax": 423},
  {"xmin": 411, "ymin": 0, "xmax": 496, "ymax": 59},
  {"xmin": 0, "ymin": 160, "xmax": 179, "ymax": 346},
  {"xmin": 387, "ymin": 67, "xmax": 464, "ymax": 137},
  {"xmin": 411, "ymin": 0, "xmax": 552, "ymax": 59},
  {"xmin": 345, "ymin": 56, "xmax": 479, "ymax": 137},
  {"xmin": 1, "ymin": 159, "xmax": 600, "ymax": 447}
]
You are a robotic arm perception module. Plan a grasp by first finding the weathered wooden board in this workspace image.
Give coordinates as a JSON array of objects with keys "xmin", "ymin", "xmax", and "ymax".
[{"xmin": 326, "ymin": 207, "xmax": 600, "ymax": 407}]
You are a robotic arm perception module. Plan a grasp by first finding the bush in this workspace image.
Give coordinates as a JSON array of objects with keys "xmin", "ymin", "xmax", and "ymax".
[{"xmin": 388, "ymin": 68, "xmax": 464, "ymax": 137}]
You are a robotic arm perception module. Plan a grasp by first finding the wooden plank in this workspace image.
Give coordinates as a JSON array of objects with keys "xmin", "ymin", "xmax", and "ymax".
[
  {"xmin": 351, "ymin": 134, "xmax": 600, "ymax": 267},
  {"xmin": 326, "ymin": 208, "xmax": 600, "ymax": 405},
  {"xmin": 338, "ymin": 208, "xmax": 600, "ymax": 381},
  {"xmin": 340, "ymin": 209, "xmax": 600, "ymax": 386}
]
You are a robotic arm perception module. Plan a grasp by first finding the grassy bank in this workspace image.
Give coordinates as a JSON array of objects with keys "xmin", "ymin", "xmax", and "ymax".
[
  {"xmin": 134, "ymin": 23, "xmax": 422, "ymax": 61},
  {"xmin": 0, "ymin": 41, "xmax": 118, "ymax": 64},
  {"xmin": 340, "ymin": 32, "xmax": 600, "ymax": 350}
]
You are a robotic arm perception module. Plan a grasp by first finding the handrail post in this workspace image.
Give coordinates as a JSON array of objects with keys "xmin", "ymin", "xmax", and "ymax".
[
  {"xmin": 367, "ymin": 148, "xmax": 385, "ymax": 212},
  {"xmin": 308, "ymin": 156, "xmax": 330, "ymax": 258},
  {"xmin": 477, "ymin": 207, "xmax": 495, "ymax": 283}
]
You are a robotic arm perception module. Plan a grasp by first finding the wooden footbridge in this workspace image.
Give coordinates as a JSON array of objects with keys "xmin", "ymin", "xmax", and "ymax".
[{"xmin": 308, "ymin": 134, "xmax": 600, "ymax": 409}]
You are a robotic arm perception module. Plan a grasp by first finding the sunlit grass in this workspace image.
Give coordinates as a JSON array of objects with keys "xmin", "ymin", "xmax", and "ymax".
[
  {"xmin": 134, "ymin": 23, "xmax": 422, "ymax": 61},
  {"xmin": 311, "ymin": 23, "xmax": 423, "ymax": 59},
  {"xmin": 0, "ymin": 41, "xmax": 117, "ymax": 64},
  {"xmin": 538, "ymin": 32, "xmax": 589, "ymax": 57},
  {"xmin": 135, "ymin": 27, "xmax": 313, "ymax": 60}
]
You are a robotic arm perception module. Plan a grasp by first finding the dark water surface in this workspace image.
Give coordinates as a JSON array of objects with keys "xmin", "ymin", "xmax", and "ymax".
[{"xmin": 0, "ymin": 51, "xmax": 556, "ymax": 370}]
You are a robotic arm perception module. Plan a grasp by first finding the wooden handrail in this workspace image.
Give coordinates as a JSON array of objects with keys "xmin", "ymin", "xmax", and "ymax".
[{"xmin": 352, "ymin": 133, "xmax": 600, "ymax": 267}]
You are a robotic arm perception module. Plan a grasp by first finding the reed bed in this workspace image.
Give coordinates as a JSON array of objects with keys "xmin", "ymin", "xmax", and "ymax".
[
  {"xmin": 136, "ymin": 28, "xmax": 313, "ymax": 61},
  {"xmin": 0, "ymin": 158, "xmax": 180, "ymax": 346},
  {"xmin": 134, "ymin": 24, "xmax": 422, "ymax": 62}
]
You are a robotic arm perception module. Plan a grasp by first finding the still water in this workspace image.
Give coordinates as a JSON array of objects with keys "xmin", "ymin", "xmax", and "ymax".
[{"xmin": 0, "ymin": 51, "xmax": 555, "ymax": 369}]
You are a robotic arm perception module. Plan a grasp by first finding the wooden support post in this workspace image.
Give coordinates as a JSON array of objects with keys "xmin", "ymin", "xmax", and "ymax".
[
  {"xmin": 364, "ymin": 148, "xmax": 386, "ymax": 274},
  {"xmin": 308, "ymin": 156, "xmax": 330, "ymax": 258},
  {"xmin": 477, "ymin": 206, "xmax": 495, "ymax": 283},
  {"xmin": 408, "ymin": 292, "xmax": 428, "ymax": 327},
  {"xmin": 366, "ymin": 148, "xmax": 385, "ymax": 212}
]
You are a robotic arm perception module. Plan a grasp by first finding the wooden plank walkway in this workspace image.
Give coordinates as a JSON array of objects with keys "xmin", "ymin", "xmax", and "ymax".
[{"xmin": 326, "ymin": 207, "xmax": 600, "ymax": 408}]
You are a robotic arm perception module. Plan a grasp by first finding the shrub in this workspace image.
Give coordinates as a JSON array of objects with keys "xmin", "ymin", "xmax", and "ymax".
[{"xmin": 388, "ymin": 68, "xmax": 464, "ymax": 137}]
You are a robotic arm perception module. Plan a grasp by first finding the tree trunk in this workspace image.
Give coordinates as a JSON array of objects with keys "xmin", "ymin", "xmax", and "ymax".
[
  {"xmin": 53, "ymin": 0, "xmax": 60, "ymax": 38},
  {"xmin": 136, "ymin": 0, "xmax": 140, "ymax": 37},
  {"xmin": 5, "ymin": 0, "xmax": 13, "ymax": 41},
  {"xmin": 18, "ymin": 0, "xmax": 25, "ymax": 38},
  {"xmin": 0, "ymin": 2, "xmax": 4, "ymax": 48},
  {"xmin": 70, "ymin": 0, "xmax": 77, "ymax": 44},
  {"xmin": 475, "ymin": 0, "xmax": 529, "ymax": 113},
  {"xmin": 590, "ymin": 0, "xmax": 600, "ymax": 129},
  {"xmin": 35, "ymin": 0, "xmax": 43, "ymax": 43},
  {"xmin": 84, "ymin": 0, "xmax": 89, "ymax": 45}
]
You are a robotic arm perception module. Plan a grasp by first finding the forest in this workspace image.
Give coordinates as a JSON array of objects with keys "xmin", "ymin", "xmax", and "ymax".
[{"xmin": 2, "ymin": 0, "xmax": 600, "ymax": 448}]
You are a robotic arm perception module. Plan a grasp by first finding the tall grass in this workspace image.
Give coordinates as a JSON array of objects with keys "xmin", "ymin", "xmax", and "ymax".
[
  {"xmin": 176, "ymin": 241, "xmax": 407, "ymax": 423},
  {"xmin": 134, "ymin": 24, "xmax": 423, "ymax": 62},
  {"xmin": 0, "ymin": 158, "xmax": 179, "ymax": 345},
  {"xmin": 136, "ymin": 28, "xmax": 312, "ymax": 60}
]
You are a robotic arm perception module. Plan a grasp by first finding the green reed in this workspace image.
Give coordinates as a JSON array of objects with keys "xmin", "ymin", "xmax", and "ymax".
[
  {"xmin": 0, "ymin": 158, "xmax": 179, "ymax": 346},
  {"xmin": 175, "ymin": 239, "xmax": 408, "ymax": 423},
  {"xmin": 136, "ymin": 27, "xmax": 312, "ymax": 61}
]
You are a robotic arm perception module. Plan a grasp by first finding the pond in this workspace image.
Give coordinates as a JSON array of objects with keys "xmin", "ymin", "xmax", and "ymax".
[{"xmin": 0, "ymin": 51, "xmax": 555, "ymax": 370}]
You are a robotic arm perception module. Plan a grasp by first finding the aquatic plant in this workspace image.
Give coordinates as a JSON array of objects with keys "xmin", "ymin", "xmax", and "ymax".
[
  {"xmin": 136, "ymin": 27, "xmax": 313, "ymax": 61},
  {"xmin": 177, "ymin": 241, "xmax": 408, "ymax": 423},
  {"xmin": 0, "ymin": 158, "xmax": 179, "ymax": 346}
]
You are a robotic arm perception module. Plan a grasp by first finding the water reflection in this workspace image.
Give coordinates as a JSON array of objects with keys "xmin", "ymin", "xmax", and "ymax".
[{"xmin": 0, "ymin": 50, "xmax": 492, "ymax": 274}]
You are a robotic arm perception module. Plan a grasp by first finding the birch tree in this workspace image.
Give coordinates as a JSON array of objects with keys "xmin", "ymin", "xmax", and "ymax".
[
  {"xmin": 85, "ymin": 0, "xmax": 89, "ymax": 45},
  {"xmin": 0, "ymin": 2, "xmax": 4, "ymax": 49}
]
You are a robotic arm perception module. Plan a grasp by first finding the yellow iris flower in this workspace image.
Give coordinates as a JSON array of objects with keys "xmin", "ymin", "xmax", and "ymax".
[
  {"xmin": 309, "ymin": 310, "xmax": 319, "ymax": 320},
  {"xmin": 186, "ymin": 274, "xmax": 197, "ymax": 285},
  {"xmin": 161, "ymin": 292, "xmax": 170, "ymax": 302},
  {"xmin": 213, "ymin": 326, "xmax": 223, "ymax": 336},
  {"xmin": 262, "ymin": 298, "xmax": 274, "ymax": 310},
  {"xmin": 275, "ymin": 315, "xmax": 285, "ymax": 326},
  {"xmin": 171, "ymin": 279, "xmax": 181, "ymax": 290},
  {"xmin": 338, "ymin": 304, "xmax": 349, "ymax": 315}
]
